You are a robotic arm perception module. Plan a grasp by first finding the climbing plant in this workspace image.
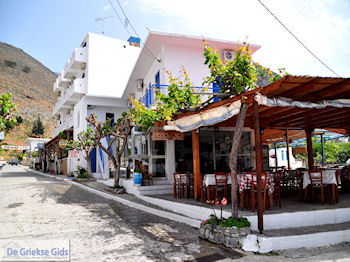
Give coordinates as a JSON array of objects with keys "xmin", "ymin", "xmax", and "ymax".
[{"xmin": 130, "ymin": 67, "xmax": 202, "ymax": 131}]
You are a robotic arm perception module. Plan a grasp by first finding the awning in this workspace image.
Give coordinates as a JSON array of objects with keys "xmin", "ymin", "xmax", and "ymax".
[
  {"xmin": 254, "ymin": 93, "xmax": 350, "ymax": 109},
  {"xmin": 163, "ymin": 100, "xmax": 241, "ymax": 132}
]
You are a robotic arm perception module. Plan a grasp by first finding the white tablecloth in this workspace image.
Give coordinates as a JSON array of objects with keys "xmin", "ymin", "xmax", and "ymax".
[
  {"xmin": 203, "ymin": 174, "xmax": 232, "ymax": 187},
  {"xmin": 302, "ymin": 170, "xmax": 340, "ymax": 189}
]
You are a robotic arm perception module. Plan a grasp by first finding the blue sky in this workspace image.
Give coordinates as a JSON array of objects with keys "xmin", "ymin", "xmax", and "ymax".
[{"xmin": 1, "ymin": 0, "xmax": 350, "ymax": 77}]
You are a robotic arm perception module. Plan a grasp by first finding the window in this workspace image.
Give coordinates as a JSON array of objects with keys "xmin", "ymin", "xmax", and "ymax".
[{"xmin": 106, "ymin": 113, "xmax": 114, "ymax": 126}]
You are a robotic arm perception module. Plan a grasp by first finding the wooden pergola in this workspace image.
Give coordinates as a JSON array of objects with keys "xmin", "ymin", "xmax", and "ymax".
[{"xmin": 169, "ymin": 75, "xmax": 350, "ymax": 232}]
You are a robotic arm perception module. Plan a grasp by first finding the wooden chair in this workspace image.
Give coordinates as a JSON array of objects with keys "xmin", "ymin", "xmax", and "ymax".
[
  {"xmin": 335, "ymin": 170, "xmax": 340, "ymax": 203},
  {"xmin": 173, "ymin": 172, "xmax": 182, "ymax": 198},
  {"xmin": 183, "ymin": 173, "xmax": 194, "ymax": 198},
  {"xmin": 251, "ymin": 173, "xmax": 268, "ymax": 212},
  {"xmin": 308, "ymin": 170, "xmax": 325, "ymax": 204},
  {"xmin": 215, "ymin": 172, "xmax": 228, "ymax": 200},
  {"xmin": 296, "ymin": 168, "xmax": 304, "ymax": 201},
  {"xmin": 273, "ymin": 171, "xmax": 282, "ymax": 208},
  {"xmin": 141, "ymin": 165, "xmax": 153, "ymax": 186},
  {"xmin": 341, "ymin": 166, "xmax": 350, "ymax": 193}
]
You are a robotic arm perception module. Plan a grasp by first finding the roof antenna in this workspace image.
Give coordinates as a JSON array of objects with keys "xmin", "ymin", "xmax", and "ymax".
[{"xmin": 95, "ymin": 16, "xmax": 115, "ymax": 34}]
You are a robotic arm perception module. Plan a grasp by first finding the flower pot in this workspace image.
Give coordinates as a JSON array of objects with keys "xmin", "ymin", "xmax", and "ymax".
[{"xmin": 134, "ymin": 172, "xmax": 143, "ymax": 186}]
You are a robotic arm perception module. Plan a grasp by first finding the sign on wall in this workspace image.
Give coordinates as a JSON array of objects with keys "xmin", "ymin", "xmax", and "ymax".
[
  {"xmin": 68, "ymin": 150, "xmax": 80, "ymax": 158},
  {"xmin": 1, "ymin": 145, "xmax": 30, "ymax": 150},
  {"xmin": 152, "ymin": 130, "xmax": 184, "ymax": 141},
  {"xmin": 58, "ymin": 139, "xmax": 68, "ymax": 149}
]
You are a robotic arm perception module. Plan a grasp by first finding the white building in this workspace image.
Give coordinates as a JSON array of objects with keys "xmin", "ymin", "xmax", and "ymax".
[
  {"xmin": 269, "ymin": 147, "xmax": 303, "ymax": 170},
  {"xmin": 119, "ymin": 31, "xmax": 262, "ymax": 195},
  {"xmin": 51, "ymin": 33, "xmax": 140, "ymax": 178}
]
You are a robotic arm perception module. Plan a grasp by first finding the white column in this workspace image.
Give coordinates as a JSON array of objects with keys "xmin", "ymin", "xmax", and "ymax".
[{"xmin": 166, "ymin": 140, "xmax": 175, "ymax": 182}]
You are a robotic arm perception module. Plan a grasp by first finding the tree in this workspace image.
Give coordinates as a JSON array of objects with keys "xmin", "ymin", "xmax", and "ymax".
[
  {"xmin": 0, "ymin": 93, "xmax": 16, "ymax": 132},
  {"xmin": 69, "ymin": 129, "xmax": 96, "ymax": 178},
  {"xmin": 86, "ymin": 113, "xmax": 132, "ymax": 187},
  {"xmin": 202, "ymin": 43, "xmax": 285, "ymax": 218},
  {"xmin": 32, "ymin": 116, "xmax": 44, "ymax": 137}
]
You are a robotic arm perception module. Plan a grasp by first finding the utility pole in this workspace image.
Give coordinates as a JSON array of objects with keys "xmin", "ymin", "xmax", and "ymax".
[{"xmin": 95, "ymin": 16, "xmax": 115, "ymax": 35}]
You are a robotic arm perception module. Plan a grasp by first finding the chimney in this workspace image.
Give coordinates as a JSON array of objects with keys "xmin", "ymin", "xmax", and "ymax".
[{"xmin": 127, "ymin": 36, "xmax": 141, "ymax": 47}]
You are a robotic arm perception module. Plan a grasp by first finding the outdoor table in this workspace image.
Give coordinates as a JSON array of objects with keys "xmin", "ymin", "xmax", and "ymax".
[
  {"xmin": 238, "ymin": 173, "xmax": 274, "ymax": 210},
  {"xmin": 302, "ymin": 169, "xmax": 340, "ymax": 203},
  {"xmin": 203, "ymin": 174, "xmax": 232, "ymax": 187}
]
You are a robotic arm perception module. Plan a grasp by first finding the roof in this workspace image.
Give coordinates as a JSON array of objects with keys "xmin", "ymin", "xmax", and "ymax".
[{"xmin": 169, "ymin": 75, "xmax": 350, "ymax": 133}]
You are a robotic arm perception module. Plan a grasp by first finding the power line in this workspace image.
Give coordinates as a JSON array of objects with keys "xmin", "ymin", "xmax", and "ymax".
[
  {"xmin": 108, "ymin": 0, "xmax": 161, "ymax": 63},
  {"xmin": 257, "ymin": 0, "xmax": 340, "ymax": 77}
]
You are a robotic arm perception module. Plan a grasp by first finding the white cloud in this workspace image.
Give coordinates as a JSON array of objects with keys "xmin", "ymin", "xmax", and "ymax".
[{"xmin": 133, "ymin": 0, "xmax": 350, "ymax": 76}]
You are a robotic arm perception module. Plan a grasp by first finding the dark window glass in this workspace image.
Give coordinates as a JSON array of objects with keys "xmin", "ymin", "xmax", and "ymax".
[
  {"xmin": 152, "ymin": 140, "xmax": 165, "ymax": 155},
  {"xmin": 152, "ymin": 158, "xmax": 165, "ymax": 177}
]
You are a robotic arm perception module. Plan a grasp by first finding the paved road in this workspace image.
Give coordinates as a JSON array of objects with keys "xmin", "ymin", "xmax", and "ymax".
[{"xmin": 1, "ymin": 165, "xmax": 349, "ymax": 262}]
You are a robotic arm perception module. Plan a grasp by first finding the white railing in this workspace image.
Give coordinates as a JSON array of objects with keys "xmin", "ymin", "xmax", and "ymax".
[
  {"xmin": 52, "ymin": 78, "xmax": 87, "ymax": 116},
  {"xmin": 52, "ymin": 113, "xmax": 74, "ymax": 137}
]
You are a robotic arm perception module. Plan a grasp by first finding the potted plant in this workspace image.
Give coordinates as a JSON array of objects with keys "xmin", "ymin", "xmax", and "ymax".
[
  {"xmin": 134, "ymin": 167, "xmax": 143, "ymax": 186},
  {"xmin": 199, "ymin": 197, "xmax": 251, "ymax": 249}
]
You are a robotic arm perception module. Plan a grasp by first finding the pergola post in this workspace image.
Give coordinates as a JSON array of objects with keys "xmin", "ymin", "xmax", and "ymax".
[
  {"xmin": 285, "ymin": 129, "xmax": 291, "ymax": 171},
  {"xmin": 253, "ymin": 100, "xmax": 264, "ymax": 233},
  {"xmin": 305, "ymin": 128, "xmax": 314, "ymax": 170},
  {"xmin": 321, "ymin": 133, "xmax": 325, "ymax": 167},
  {"xmin": 192, "ymin": 129, "xmax": 201, "ymax": 200}
]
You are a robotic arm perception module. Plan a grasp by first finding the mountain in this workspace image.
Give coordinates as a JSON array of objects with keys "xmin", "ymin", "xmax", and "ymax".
[{"xmin": 0, "ymin": 42, "xmax": 57, "ymax": 147}]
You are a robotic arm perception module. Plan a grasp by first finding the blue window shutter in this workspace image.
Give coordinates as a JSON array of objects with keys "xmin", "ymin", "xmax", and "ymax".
[{"xmin": 213, "ymin": 82, "xmax": 220, "ymax": 102}]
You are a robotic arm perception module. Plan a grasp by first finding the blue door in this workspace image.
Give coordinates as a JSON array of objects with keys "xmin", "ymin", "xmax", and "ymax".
[
  {"xmin": 155, "ymin": 71, "xmax": 160, "ymax": 94},
  {"xmin": 90, "ymin": 149, "xmax": 96, "ymax": 172}
]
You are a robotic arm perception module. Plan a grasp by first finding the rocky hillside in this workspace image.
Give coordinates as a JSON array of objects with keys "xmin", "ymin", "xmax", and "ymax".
[{"xmin": 0, "ymin": 42, "xmax": 57, "ymax": 146}]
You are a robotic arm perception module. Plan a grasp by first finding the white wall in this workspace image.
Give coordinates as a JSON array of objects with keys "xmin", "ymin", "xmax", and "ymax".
[
  {"xmin": 73, "ymin": 98, "xmax": 86, "ymax": 139},
  {"xmin": 87, "ymin": 33, "xmax": 140, "ymax": 98},
  {"xmin": 163, "ymin": 43, "xmax": 209, "ymax": 87},
  {"xmin": 269, "ymin": 147, "xmax": 303, "ymax": 169}
]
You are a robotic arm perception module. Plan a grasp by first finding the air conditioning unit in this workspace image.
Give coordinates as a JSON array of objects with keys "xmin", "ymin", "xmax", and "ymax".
[
  {"xmin": 136, "ymin": 79, "xmax": 144, "ymax": 91},
  {"xmin": 223, "ymin": 50, "xmax": 234, "ymax": 61}
]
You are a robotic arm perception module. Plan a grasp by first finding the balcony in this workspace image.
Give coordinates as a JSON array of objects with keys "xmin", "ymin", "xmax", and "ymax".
[
  {"xmin": 63, "ymin": 47, "xmax": 87, "ymax": 79},
  {"xmin": 52, "ymin": 78, "xmax": 87, "ymax": 116},
  {"xmin": 52, "ymin": 113, "xmax": 73, "ymax": 137},
  {"xmin": 139, "ymin": 84, "xmax": 217, "ymax": 108}
]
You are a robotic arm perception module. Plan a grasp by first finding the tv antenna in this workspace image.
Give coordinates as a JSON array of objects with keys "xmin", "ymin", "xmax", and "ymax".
[{"xmin": 95, "ymin": 15, "xmax": 115, "ymax": 34}]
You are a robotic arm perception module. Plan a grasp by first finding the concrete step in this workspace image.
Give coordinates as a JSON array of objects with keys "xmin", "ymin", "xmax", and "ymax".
[
  {"xmin": 136, "ymin": 184, "xmax": 173, "ymax": 196},
  {"xmin": 253, "ymin": 222, "xmax": 350, "ymax": 252}
]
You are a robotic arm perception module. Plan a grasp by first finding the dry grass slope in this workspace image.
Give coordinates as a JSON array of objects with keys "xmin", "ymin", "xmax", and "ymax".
[{"xmin": 0, "ymin": 42, "xmax": 57, "ymax": 147}]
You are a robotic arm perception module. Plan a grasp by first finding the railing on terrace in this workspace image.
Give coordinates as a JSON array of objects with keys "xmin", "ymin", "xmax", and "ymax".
[{"xmin": 140, "ymin": 84, "xmax": 222, "ymax": 108}]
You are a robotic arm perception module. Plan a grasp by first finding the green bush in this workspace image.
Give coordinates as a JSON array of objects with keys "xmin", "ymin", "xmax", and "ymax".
[
  {"xmin": 4, "ymin": 60, "xmax": 17, "ymax": 68},
  {"xmin": 22, "ymin": 66, "xmax": 31, "ymax": 73},
  {"xmin": 219, "ymin": 216, "xmax": 251, "ymax": 230}
]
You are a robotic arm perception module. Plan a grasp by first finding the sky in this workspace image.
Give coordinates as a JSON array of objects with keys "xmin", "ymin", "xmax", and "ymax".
[{"xmin": 1, "ymin": 0, "xmax": 350, "ymax": 77}]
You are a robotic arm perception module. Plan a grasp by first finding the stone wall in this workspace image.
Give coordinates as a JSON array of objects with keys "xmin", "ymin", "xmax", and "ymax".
[{"xmin": 199, "ymin": 224, "xmax": 250, "ymax": 249}]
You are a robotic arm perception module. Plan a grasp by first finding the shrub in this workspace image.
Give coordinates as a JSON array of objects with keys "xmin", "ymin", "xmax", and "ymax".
[
  {"xmin": 16, "ymin": 116, "xmax": 23, "ymax": 124},
  {"xmin": 219, "ymin": 217, "xmax": 251, "ymax": 230},
  {"xmin": 22, "ymin": 66, "xmax": 31, "ymax": 73},
  {"xmin": 4, "ymin": 60, "xmax": 17, "ymax": 68}
]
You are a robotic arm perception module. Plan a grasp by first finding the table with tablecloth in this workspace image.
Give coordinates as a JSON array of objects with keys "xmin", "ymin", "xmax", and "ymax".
[{"xmin": 302, "ymin": 169, "xmax": 340, "ymax": 203}]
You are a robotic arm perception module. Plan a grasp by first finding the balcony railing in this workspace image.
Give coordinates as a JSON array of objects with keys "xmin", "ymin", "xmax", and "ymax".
[
  {"xmin": 52, "ymin": 78, "xmax": 87, "ymax": 116},
  {"xmin": 63, "ymin": 47, "xmax": 87, "ymax": 79},
  {"xmin": 52, "ymin": 113, "xmax": 74, "ymax": 137},
  {"xmin": 139, "ymin": 84, "xmax": 221, "ymax": 108}
]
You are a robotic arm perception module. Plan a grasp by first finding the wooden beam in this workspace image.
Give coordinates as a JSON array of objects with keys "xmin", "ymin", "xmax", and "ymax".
[
  {"xmin": 305, "ymin": 129, "xmax": 314, "ymax": 170},
  {"xmin": 253, "ymin": 100, "xmax": 264, "ymax": 233},
  {"xmin": 276, "ymin": 79, "xmax": 320, "ymax": 97},
  {"xmin": 192, "ymin": 130, "xmax": 201, "ymax": 200}
]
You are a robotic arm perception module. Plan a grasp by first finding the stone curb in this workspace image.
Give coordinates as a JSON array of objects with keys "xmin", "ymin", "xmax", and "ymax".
[{"xmin": 24, "ymin": 167, "xmax": 202, "ymax": 228}]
